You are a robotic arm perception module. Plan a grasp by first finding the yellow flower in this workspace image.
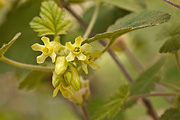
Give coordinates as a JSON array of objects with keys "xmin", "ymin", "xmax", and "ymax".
[
  {"xmin": 31, "ymin": 37, "xmax": 57, "ymax": 64},
  {"xmin": 65, "ymin": 36, "xmax": 92, "ymax": 62},
  {"xmin": 82, "ymin": 50, "xmax": 102, "ymax": 74}
]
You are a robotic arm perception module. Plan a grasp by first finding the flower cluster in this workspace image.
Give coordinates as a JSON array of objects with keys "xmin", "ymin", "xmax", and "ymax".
[{"xmin": 31, "ymin": 36, "xmax": 101, "ymax": 101}]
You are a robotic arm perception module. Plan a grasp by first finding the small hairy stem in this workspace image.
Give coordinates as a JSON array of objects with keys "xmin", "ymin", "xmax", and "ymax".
[
  {"xmin": 164, "ymin": 0, "xmax": 180, "ymax": 9},
  {"xmin": 1, "ymin": 56, "xmax": 54, "ymax": 71},
  {"xmin": 129, "ymin": 93, "xmax": 176, "ymax": 101},
  {"xmin": 83, "ymin": 3, "xmax": 99, "ymax": 40},
  {"xmin": 159, "ymin": 81, "xmax": 180, "ymax": 91},
  {"xmin": 174, "ymin": 52, "xmax": 180, "ymax": 76},
  {"xmin": 81, "ymin": 104, "xmax": 90, "ymax": 120}
]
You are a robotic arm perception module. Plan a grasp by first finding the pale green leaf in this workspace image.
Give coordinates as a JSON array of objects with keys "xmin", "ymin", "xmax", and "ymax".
[
  {"xmin": 0, "ymin": 32, "xmax": 21, "ymax": 58},
  {"xmin": 92, "ymin": 85, "xmax": 129, "ymax": 120},
  {"xmin": 160, "ymin": 108, "xmax": 180, "ymax": 120},
  {"xmin": 159, "ymin": 34, "xmax": 180, "ymax": 53},
  {"xmin": 100, "ymin": 0, "xmax": 145, "ymax": 12},
  {"xmin": 83, "ymin": 10, "xmax": 171, "ymax": 45},
  {"xmin": 130, "ymin": 58, "xmax": 165, "ymax": 95},
  {"xmin": 30, "ymin": 1, "xmax": 71, "ymax": 36},
  {"xmin": 19, "ymin": 70, "xmax": 49, "ymax": 90}
]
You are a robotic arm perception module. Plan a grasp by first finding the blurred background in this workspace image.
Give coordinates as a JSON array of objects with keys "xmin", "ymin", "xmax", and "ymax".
[{"xmin": 0, "ymin": 0, "xmax": 180, "ymax": 119}]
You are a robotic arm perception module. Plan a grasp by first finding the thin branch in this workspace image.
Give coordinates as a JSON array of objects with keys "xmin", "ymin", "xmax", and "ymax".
[
  {"xmin": 164, "ymin": 0, "xmax": 180, "ymax": 9},
  {"xmin": 81, "ymin": 104, "xmax": 90, "ymax": 120},
  {"xmin": 129, "ymin": 93, "xmax": 176, "ymax": 101},
  {"xmin": 0, "ymin": 56, "xmax": 54, "ymax": 71}
]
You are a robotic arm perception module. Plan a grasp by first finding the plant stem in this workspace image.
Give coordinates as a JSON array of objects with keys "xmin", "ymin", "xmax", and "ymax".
[
  {"xmin": 82, "ymin": 3, "xmax": 99, "ymax": 40},
  {"xmin": 81, "ymin": 104, "xmax": 90, "ymax": 120},
  {"xmin": 0, "ymin": 56, "xmax": 54, "ymax": 71},
  {"xmin": 164, "ymin": 0, "xmax": 180, "ymax": 9},
  {"xmin": 129, "ymin": 93, "xmax": 176, "ymax": 101},
  {"xmin": 174, "ymin": 52, "xmax": 180, "ymax": 75},
  {"xmin": 159, "ymin": 81, "xmax": 180, "ymax": 91}
]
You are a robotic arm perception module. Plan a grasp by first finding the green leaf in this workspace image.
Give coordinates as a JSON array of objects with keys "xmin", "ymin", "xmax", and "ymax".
[
  {"xmin": 19, "ymin": 70, "xmax": 49, "ymax": 90},
  {"xmin": 83, "ymin": 10, "xmax": 171, "ymax": 45},
  {"xmin": 99, "ymin": 0, "xmax": 145, "ymax": 12},
  {"xmin": 159, "ymin": 34, "xmax": 180, "ymax": 53},
  {"xmin": 130, "ymin": 58, "xmax": 165, "ymax": 95},
  {"xmin": 92, "ymin": 85, "xmax": 130, "ymax": 120},
  {"xmin": 160, "ymin": 108, "xmax": 180, "ymax": 120},
  {"xmin": 0, "ymin": 32, "xmax": 21, "ymax": 58},
  {"xmin": 30, "ymin": 1, "xmax": 71, "ymax": 36}
]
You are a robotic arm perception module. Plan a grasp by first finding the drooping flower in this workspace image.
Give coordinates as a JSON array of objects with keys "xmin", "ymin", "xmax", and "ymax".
[
  {"xmin": 31, "ymin": 37, "xmax": 57, "ymax": 64},
  {"xmin": 82, "ymin": 50, "xmax": 102, "ymax": 74},
  {"xmin": 65, "ymin": 36, "xmax": 92, "ymax": 62}
]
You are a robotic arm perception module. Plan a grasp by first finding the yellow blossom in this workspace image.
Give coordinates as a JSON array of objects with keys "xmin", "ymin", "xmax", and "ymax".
[
  {"xmin": 65, "ymin": 36, "xmax": 92, "ymax": 62},
  {"xmin": 31, "ymin": 37, "xmax": 58, "ymax": 64},
  {"xmin": 82, "ymin": 50, "xmax": 102, "ymax": 74}
]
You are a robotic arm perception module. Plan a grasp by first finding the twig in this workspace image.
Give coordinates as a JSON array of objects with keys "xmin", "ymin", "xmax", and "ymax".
[
  {"xmin": 164, "ymin": 0, "xmax": 180, "ymax": 9},
  {"xmin": 81, "ymin": 104, "xmax": 90, "ymax": 120},
  {"xmin": 0, "ymin": 56, "xmax": 54, "ymax": 71}
]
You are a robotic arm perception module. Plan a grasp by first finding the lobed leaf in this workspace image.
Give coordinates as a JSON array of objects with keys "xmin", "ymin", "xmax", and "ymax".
[
  {"xmin": 0, "ymin": 32, "xmax": 21, "ymax": 58},
  {"xmin": 130, "ymin": 58, "xmax": 165, "ymax": 95},
  {"xmin": 159, "ymin": 34, "xmax": 180, "ymax": 53},
  {"xmin": 160, "ymin": 108, "xmax": 180, "ymax": 120},
  {"xmin": 19, "ymin": 70, "xmax": 49, "ymax": 90},
  {"xmin": 92, "ymin": 85, "xmax": 130, "ymax": 120},
  {"xmin": 30, "ymin": 1, "xmax": 71, "ymax": 36},
  {"xmin": 83, "ymin": 10, "xmax": 171, "ymax": 45}
]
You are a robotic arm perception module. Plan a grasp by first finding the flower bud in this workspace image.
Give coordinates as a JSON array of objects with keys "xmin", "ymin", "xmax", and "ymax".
[
  {"xmin": 52, "ymin": 72, "xmax": 63, "ymax": 88},
  {"xmin": 55, "ymin": 56, "xmax": 68, "ymax": 75},
  {"xmin": 60, "ymin": 84, "xmax": 70, "ymax": 98},
  {"xmin": 69, "ymin": 63, "xmax": 80, "ymax": 91},
  {"xmin": 64, "ymin": 71, "xmax": 72, "ymax": 84}
]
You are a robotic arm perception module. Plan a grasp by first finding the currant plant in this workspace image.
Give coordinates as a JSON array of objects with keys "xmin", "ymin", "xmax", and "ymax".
[{"xmin": 1, "ymin": 0, "xmax": 180, "ymax": 120}]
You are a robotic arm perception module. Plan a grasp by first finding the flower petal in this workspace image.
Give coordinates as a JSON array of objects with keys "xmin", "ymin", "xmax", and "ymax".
[
  {"xmin": 50, "ymin": 52, "xmax": 56, "ymax": 63},
  {"xmin": 31, "ymin": 43, "xmax": 44, "ymax": 51},
  {"xmin": 37, "ymin": 53, "xmax": 48, "ymax": 64},
  {"xmin": 66, "ymin": 52, "xmax": 75, "ymax": 62},
  {"xmin": 52, "ymin": 85, "xmax": 60, "ymax": 97},
  {"xmin": 77, "ymin": 53, "xmax": 86, "ymax": 61},
  {"xmin": 89, "ymin": 62, "xmax": 100, "ymax": 69},
  {"xmin": 82, "ymin": 63, "xmax": 88, "ymax": 74},
  {"xmin": 74, "ymin": 36, "xmax": 83, "ymax": 46},
  {"xmin": 81, "ymin": 43, "xmax": 92, "ymax": 54},
  {"xmin": 66, "ymin": 42, "xmax": 74, "ymax": 50},
  {"xmin": 41, "ymin": 37, "xmax": 50, "ymax": 46}
]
